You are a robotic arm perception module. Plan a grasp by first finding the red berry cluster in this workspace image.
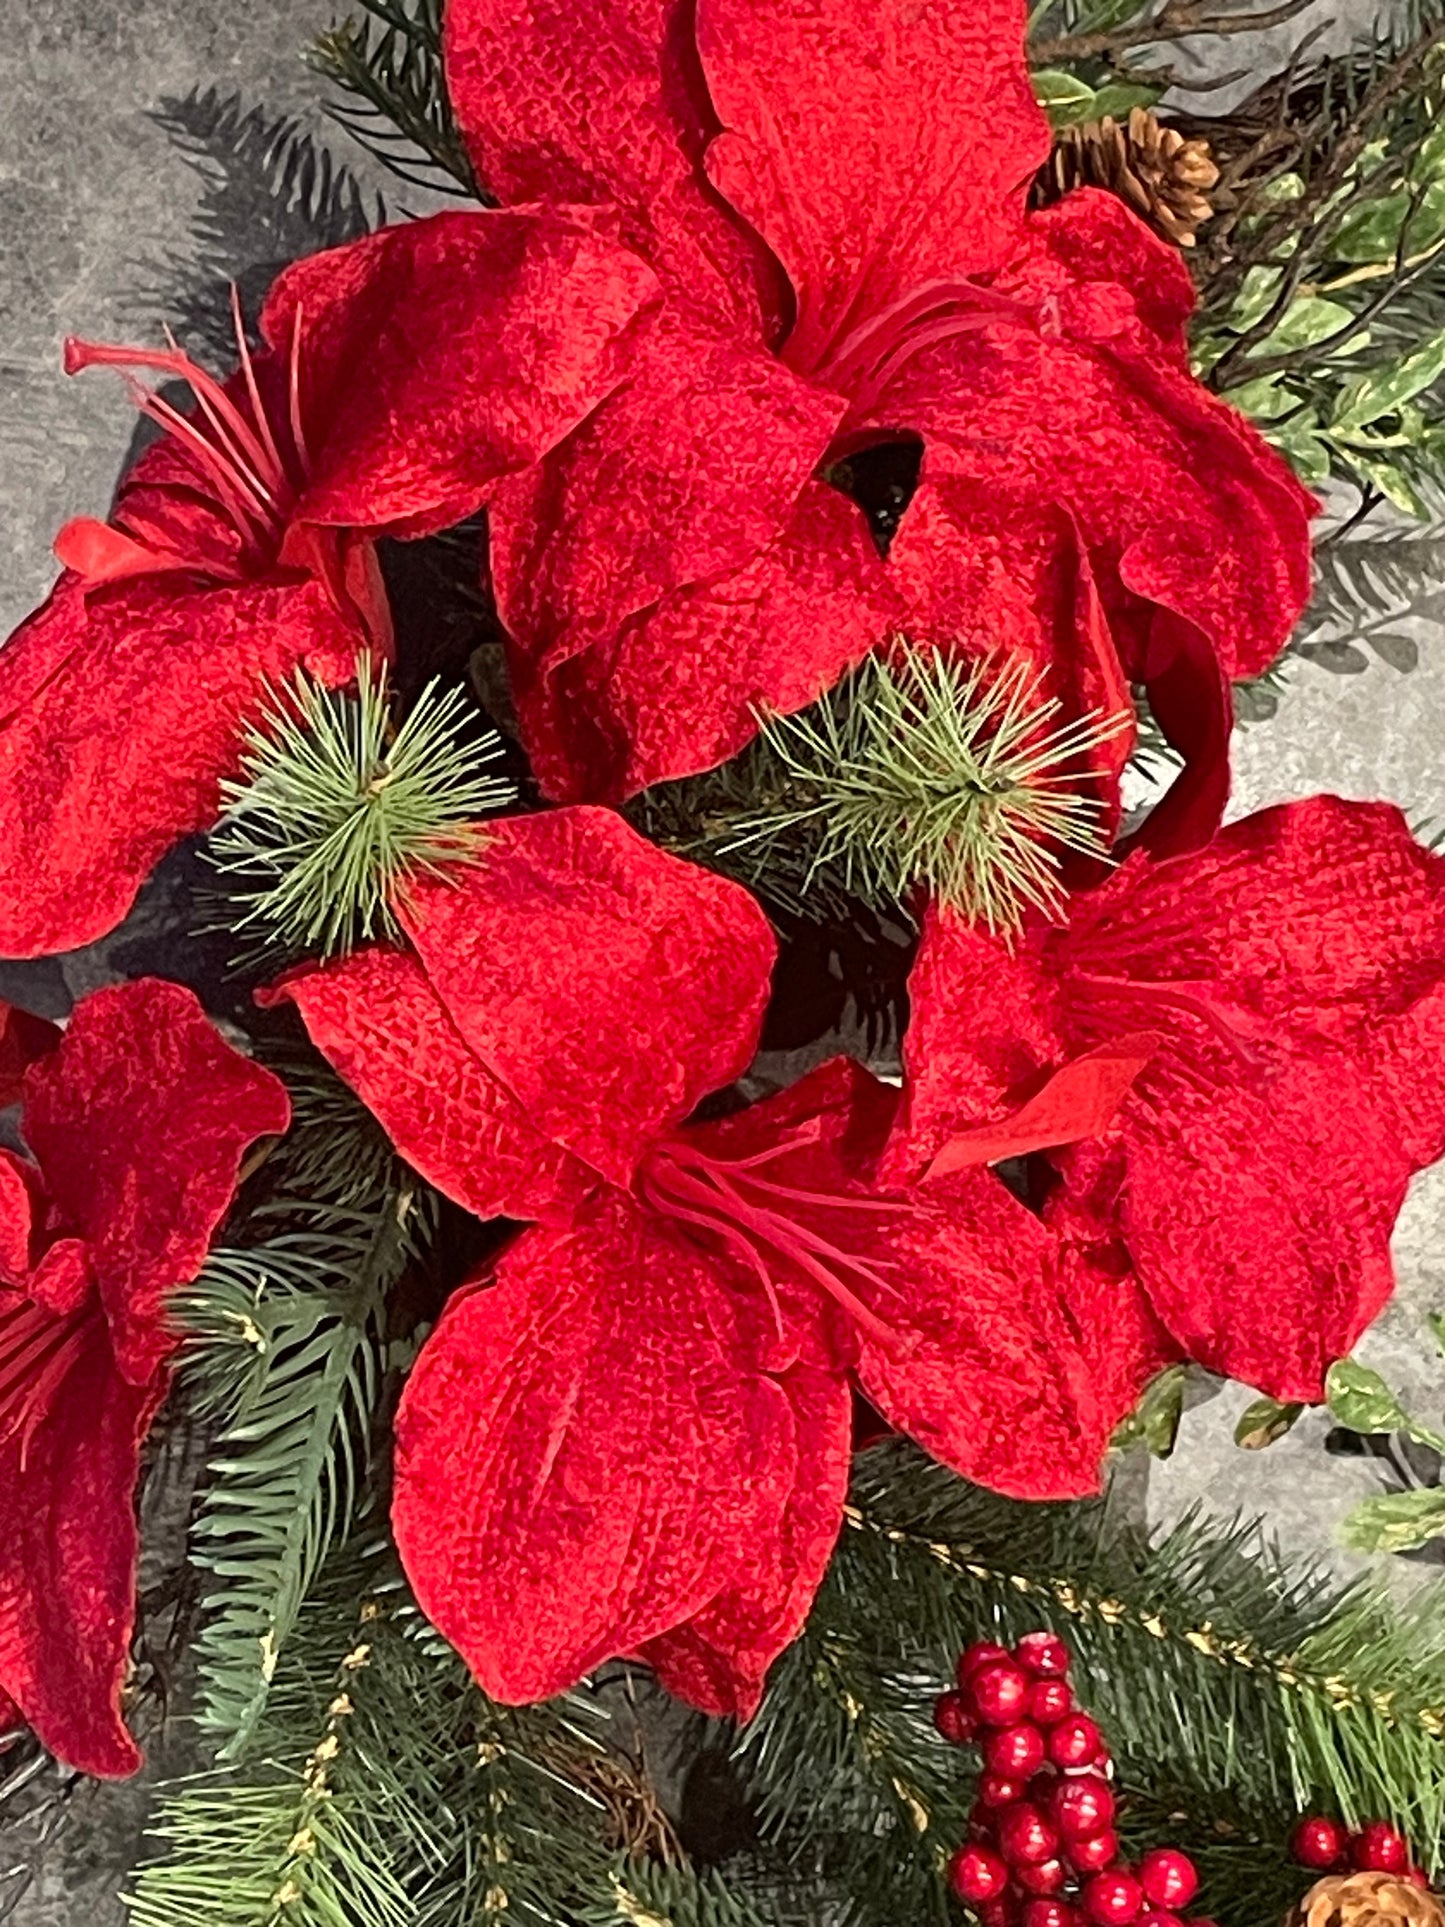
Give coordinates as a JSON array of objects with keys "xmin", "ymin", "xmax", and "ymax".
[
  {"xmin": 939, "ymin": 1634, "xmax": 1210, "ymax": 1927},
  {"xmin": 1291, "ymin": 1816, "xmax": 1429, "ymax": 1887}
]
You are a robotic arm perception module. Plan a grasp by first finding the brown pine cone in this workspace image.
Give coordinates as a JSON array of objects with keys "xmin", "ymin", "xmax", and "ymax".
[
  {"xmin": 1031, "ymin": 106, "xmax": 1220, "ymax": 248},
  {"xmin": 1287, "ymin": 1871, "xmax": 1445, "ymax": 1927}
]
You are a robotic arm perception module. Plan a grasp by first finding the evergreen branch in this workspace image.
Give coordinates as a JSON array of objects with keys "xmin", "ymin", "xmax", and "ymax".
[
  {"xmin": 176, "ymin": 1185, "xmax": 427, "ymax": 1758},
  {"xmin": 638, "ymin": 649, "xmax": 1128, "ymax": 934},
  {"xmin": 309, "ymin": 0, "xmax": 483, "ymax": 196},
  {"xmin": 127, "ymin": 1562, "xmax": 617, "ymax": 1927},
  {"xmin": 207, "ymin": 658, "xmax": 512, "ymax": 966},
  {"xmin": 581, "ymin": 1861, "xmax": 777, "ymax": 1927}
]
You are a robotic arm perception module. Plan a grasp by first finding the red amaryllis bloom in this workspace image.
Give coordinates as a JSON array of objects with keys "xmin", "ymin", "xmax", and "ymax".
[
  {"xmin": 895, "ymin": 795, "xmax": 1445, "ymax": 1403},
  {"xmin": 446, "ymin": 0, "xmax": 1315, "ymax": 843},
  {"xmin": 0, "ymin": 979, "xmax": 288, "ymax": 1775},
  {"xmin": 0, "ymin": 212, "xmax": 656, "ymax": 959},
  {"xmin": 266, "ymin": 807, "xmax": 1173, "ymax": 1717}
]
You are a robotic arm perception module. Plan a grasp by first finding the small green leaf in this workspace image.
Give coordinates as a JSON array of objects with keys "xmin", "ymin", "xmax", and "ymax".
[
  {"xmin": 1089, "ymin": 82, "xmax": 1161, "ymax": 121},
  {"xmin": 1339, "ymin": 1488, "xmax": 1445, "ymax": 1555},
  {"xmin": 1221, "ymin": 375, "xmax": 1301, "ymax": 423},
  {"xmin": 1326, "ymin": 1358, "xmax": 1412, "ymax": 1435},
  {"xmin": 1032, "ymin": 69, "xmax": 1098, "ymax": 127},
  {"xmin": 1234, "ymin": 1397, "xmax": 1304, "ymax": 1450},
  {"xmin": 1265, "ymin": 413, "xmax": 1332, "ymax": 484},
  {"xmin": 1332, "ymin": 191, "xmax": 1413, "ymax": 265},
  {"xmin": 1340, "ymin": 451, "xmax": 1434, "ymax": 520},
  {"xmin": 1333, "ymin": 331, "xmax": 1445, "ymax": 433},
  {"xmin": 1229, "ymin": 266, "xmax": 1284, "ymax": 333},
  {"xmin": 1255, "ymin": 295, "xmax": 1358, "ymax": 355},
  {"xmin": 1112, "ymin": 1364, "xmax": 1188, "ymax": 1458}
]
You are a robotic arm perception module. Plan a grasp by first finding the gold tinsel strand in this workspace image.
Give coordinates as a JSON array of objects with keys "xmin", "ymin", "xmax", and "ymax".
[{"xmin": 1032, "ymin": 106, "xmax": 1220, "ymax": 248}]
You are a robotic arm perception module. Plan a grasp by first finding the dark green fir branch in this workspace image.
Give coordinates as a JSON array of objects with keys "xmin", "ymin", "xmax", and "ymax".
[{"xmin": 310, "ymin": 0, "xmax": 484, "ymax": 196}]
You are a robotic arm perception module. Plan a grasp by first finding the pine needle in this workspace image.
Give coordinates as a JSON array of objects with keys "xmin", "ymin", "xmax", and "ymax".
[
  {"xmin": 719, "ymin": 648, "xmax": 1130, "ymax": 933},
  {"xmin": 207, "ymin": 658, "xmax": 512, "ymax": 965}
]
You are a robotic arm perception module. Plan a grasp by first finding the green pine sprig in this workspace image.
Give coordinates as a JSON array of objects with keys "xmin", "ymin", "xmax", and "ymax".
[
  {"xmin": 650, "ymin": 648, "xmax": 1129, "ymax": 933},
  {"xmin": 176, "ymin": 1171, "xmax": 434, "ymax": 1758},
  {"xmin": 207, "ymin": 657, "xmax": 512, "ymax": 966},
  {"xmin": 310, "ymin": 0, "xmax": 483, "ymax": 197}
]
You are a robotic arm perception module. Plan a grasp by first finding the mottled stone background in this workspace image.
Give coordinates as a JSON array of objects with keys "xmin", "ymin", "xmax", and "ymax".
[{"xmin": 0, "ymin": 0, "xmax": 1440, "ymax": 1918}]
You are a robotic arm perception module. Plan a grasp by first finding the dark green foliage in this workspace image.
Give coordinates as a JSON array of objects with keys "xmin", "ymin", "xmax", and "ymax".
[{"xmin": 311, "ymin": 0, "xmax": 483, "ymax": 195}]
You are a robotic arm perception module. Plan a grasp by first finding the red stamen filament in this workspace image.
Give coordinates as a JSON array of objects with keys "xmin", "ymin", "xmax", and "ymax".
[
  {"xmin": 807, "ymin": 277, "xmax": 1035, "ymax": 418},
  {"xmin": 1072, "ymin": 971, "xmax": 1265, "ymax": 1072},
  {"xmin": 63, "ymin": 290, "xmax": 307, "ymax": 558},
  {"xmin": 0, "ymin": 1298, "xmax": 98, "ymax": 1471},
  {"xmin": 638, "ymin": 1134, "xmax": 906, "ymax": 1349}
]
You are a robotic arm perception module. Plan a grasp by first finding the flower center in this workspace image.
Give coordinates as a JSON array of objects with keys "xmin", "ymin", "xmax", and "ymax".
[
  {"xmin": 56, "ymin": 287, "xmax": 311, "ymax": 583},
  {"xmin": 798, "ymin": 277, "xmax": 1037, "ymax": 426},
  {"xmin": 0, "ymin": 1296, "xmax": 100, "ymax": 1470},
  {"xmin": 636, "ymin": 1125, "xmax": 905, "ymax": 1348}
]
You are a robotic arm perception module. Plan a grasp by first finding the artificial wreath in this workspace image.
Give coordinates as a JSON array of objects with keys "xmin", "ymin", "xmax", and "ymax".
[{"xmin": 5, "ymin": 0, "xmax": 1445, "ymax": 1923}]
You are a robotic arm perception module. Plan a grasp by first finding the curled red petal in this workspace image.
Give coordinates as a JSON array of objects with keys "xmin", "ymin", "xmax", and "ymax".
[
  {"xmin": 698, "ymin": 0, "xmax": 1049, "ymax": 375},
  {"xmin": 262, "ymin": 207, "xmax": 661, "ymax": 538},
  {"xmin": 22, "ymin": 980, "xmax": 290, "ymax": 1384},
  {"xmin": 0, "ymin": 572, "xmax": 364, "ymax": 959},
  {"xmin": 509, "ymin": 480, "xmax": 899, "ymax": 799},
  {"xmin": 0, "ymin": 1316, "xmax": 165, "ymax": 1777},
  {"xmin": 638, "ymin": 1362, "xmax": 851, "ymax": 1719},
  {"xmin": 260, "ymin": 945, "xmax": 596, "ymax": 1225},
  {"xmin": 397, "ymin": 809, "xmax": 776, "ymax": 1185},
  {"xmin": 0, "ymin": 1153, "xmax": 36, "ymax": 1287},
  {"xmin": 393, "ymin": 1187, "xmax": 798, "ymax": 1704},
  {"xmin": 443, "ymin": 0, "xmax": 780, "ymax": 330}
]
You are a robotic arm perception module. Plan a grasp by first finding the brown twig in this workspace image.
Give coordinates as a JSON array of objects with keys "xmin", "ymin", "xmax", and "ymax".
[{"xmin": 1031, "ymin": 0, "xmax": 1313, "ymax": 65}]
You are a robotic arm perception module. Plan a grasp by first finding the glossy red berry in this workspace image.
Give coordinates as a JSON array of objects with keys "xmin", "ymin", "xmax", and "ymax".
[
  {"xmin": 1292, "ymin": 1818, "xmax": 1349, "ymax": 1871},
  {"xmin": 1353, "ymin": 1824, "xmax": 1411, "ymax": 1874},
  {"xmin": 1023, "ymin": 1903, "xmax": 1077, "ymax": 1927},
  {"xmin": 1406, "ymin": 1870, "xmax": 1432, "ymax": 1891},
  {"xmin": 1049, "ymin": 1715, "xmax": 1105, "ymax": 1770},
  {"xmin": 935, "ymin": 1690, "xmax": 979, "ymax": 1746},
  {"xmin": 1137, "ymin": 1850, "xmax": 1198, "ymax": 1911},
  {"xmin": 1053, "ymin": 1774, "xmax": 1116, "ymax": 1841},
  {"xmin": 999, "ymin": 1804, "xmax": 1060, "ymax": 1867},
  {"xmin": 979, "ymin": 1773, "xmax": 1028, "ymax": 1810},
  {"xmin": 985, "ymin": 1723, "xmax": 1048, "ymax": 1779},
  {"xmin": 979, "ymin": 1901, "xmax": 1017, "ymax": 1927},
  {"xmin": 1017, "ymin": 1633, "xmax": 1072, "ymax": 1679},
  {"xmin": 1068, "ymin": 1830, "xmax": 1121, "ymax": 1875},
  {"xmin": 1137, "ymin": 1913, "xmax": 1184, "ymax": 1927},
  {"xmin": 1082, "ymin": 1871, "xmax": 1143, "ymax": 1925},
  {"xmin": 1028, "ymin": 1679, "xmax": 1074, "ymax": 1726},
  {"xmin": 1017, "ymin": 1859, "xmax": 1069, "ymax": 1897},
  {"xmin": 974, "ymin": 1663, "xmax": 1033, "ymax": 1726},
  {"xmin": 950, "ymin": 1844, "xmax": 1010, "ymax": 1904},
  {"xmin": 959, "ymin": 1642, "xmax": 1015, "ymax": 1687}
]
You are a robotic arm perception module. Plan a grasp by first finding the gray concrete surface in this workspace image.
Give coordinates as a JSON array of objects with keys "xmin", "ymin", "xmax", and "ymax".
[{"xmin": 0, "ymin": 0, "xmax": 1440, "ymax": 1918}]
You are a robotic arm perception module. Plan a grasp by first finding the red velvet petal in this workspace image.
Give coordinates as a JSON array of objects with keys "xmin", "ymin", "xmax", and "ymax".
[
  {"xmin": 879, "ymin": 210, "xmax": 1315, "ymax": 685},
  {"xmin": 397, "ymin": 810, "xmax": 776, "ymax": 1185},
  {"xmin": 22, "ymin": 980, "xmax": 290, "ymax": 1384},
  {"xmin": 443, "ymin": 0, "xmax": 781, "ymax": 331},
  {"xmin": 262, "ymin": 208, "xmax": 660, "ymax": 538},
  {"xmin": 893, "ymin": 906, "xmax": 1064, "ymax": 1176},
  {"xmin": 509, "ymin": 480, "xmax": 898, "ymax": 799},
  {"xmin": 698, "ymin": 0, "xmax": 1050, "ymax": 376},
  {"xmin": 1105, "ymin": 1051, "xmax": 1410, "ymax": 1402},
  {"xmin": 922, "ymin": 1035, "xmax": 1158, "ymax": 1180},
  {"xmin": 487, "ymin": 309, "xmax": 845, "ymax": 729},
  {"xmin": 851, "ymin": 1169, "xmax": 1173, "ymax": 1498},
  {"xmin": 392, "ymin": 1186, "xmax": 798, "ymax": 1704},
  {"xmin": 888, "ymin": 479, "xmax": 1133, "ymax": 820},
  {"xmin": 0, "ymin": 572, "xmax": 363, "ymax": 958},
  {"xmin": 638, "ymin": 1362, "xmax": 851, "ymax": 1718},
  {"xmin": 0, "ymin": 1316, "xmax": 164, "ymax": 1777},
  {"xmin": 0, "ymin": 1153, "xmax": 36, "ymax": 1287},
  {"xmin": 260, "ymin": 945, "xmax": 596, "ymax": 1224}
]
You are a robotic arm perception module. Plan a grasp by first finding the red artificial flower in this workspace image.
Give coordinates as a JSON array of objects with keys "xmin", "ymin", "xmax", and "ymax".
[
  {"xmin": 894, "ymin": 795, "xmax": 1445, "ymax": 1403},
  {"xmin": 445, "ymin": 0, "xmax": 1315, "ymax": 842},
  {"xmin": 0, "ymin": 214, "xmax": 657, "ymax": 959},
  {"xmin": 268, "ymin": 807, "xmax": 1172, "ymax": 1718},
  {"xmin": 0, "ymin": 979, "xmax": 288, "ymax": 1775}
]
